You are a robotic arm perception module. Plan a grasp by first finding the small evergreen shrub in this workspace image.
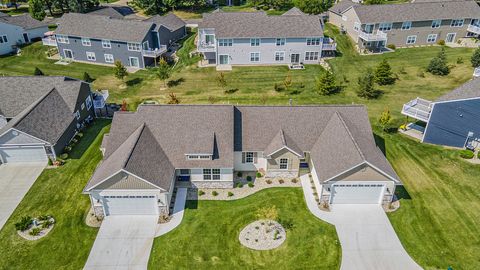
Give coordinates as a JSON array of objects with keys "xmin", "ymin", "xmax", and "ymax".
[
  {"xmin": 212, "ymin": 191, "xmax": 219, "ymax": 196},
  {"xmin": 386, "ymin": 44, "xmax": 396, "ymax": 50},
  {"xmin": 59, "ymin": 153, "xmax": 68, "ymax": 160},
  {"xmin": 279, "ymin": 179, "xmax": 285, "ymax": 184},
  {"xmin": 237, "ymin": 171, "xmax": 243, "ymax": 177},
  {"xmin": 246, "ymin": 176, "xmax": 252, "ymax": 182},
  {"xmin": 256, "ymin": 171, "xmax": 263, "ymax": 178},
  {"xmin": 198, "ymin": 190, "xmax": 205, "ymax": 196},
  {"xmin": 248, "ymin": 182, "xmax": 254, "ymax": 188},
  {"xmin": 459, "ymin": 150, "xmax": 474, "ymax": 159},
  {"xmin": 437, "ymin": 39, "xmax": 445, "ymax": 46},
  {"xmin": 236, "ymin": 182, "xmax": 244, "ymax": 188},
  {"xmin": 227, "ymin": 192, "xmax": 234, "ymax": 197},
  {"xmin": 29, "ymin": 228, "xmax": 41, "ymax": 236},
  {"xmin": 15, "ymin": 216, "xmax": 32, "ymax": 231},
  {"xmin": 266, "ymin": 179, "xmax": 272, "ymax": 184}
]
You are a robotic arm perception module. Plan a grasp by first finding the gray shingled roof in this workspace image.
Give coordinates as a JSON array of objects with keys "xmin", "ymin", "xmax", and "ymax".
[
  {"xmin": 0, "ymin": 12, "xmax": 9, "ymax": 17},
  {"xmin": 0, "ymin": 76, "xmax": 87, "ymax": 144},
  {"xmin": 282, "ymin": 7, "xmax": 305, "ymax": 16},
  {"xmin": 55, "ymin": 13, "xmax": 153, "ymax": 42},
  {"xmin": 86, "ymin": 5, "xmax": 134, "ymax": 19},
  {"xmin": 328, "ymin": 0, "xmax": 360, "ymax": 15},
  {"xmin": 199, "ymin": 11, "xmax": 323, "ymax": 38},
  {"xmin": 352, "ymin": 0, "xmax": 480, "ymax": 23},
  {"xmin": 435, "ymin": 78, "xmax": 480, "ymax": 102},
  {"xmin": 264, "ymin": 129, "xmax": 303, "ymax": 157},
  {"xmin": 0, "ymin": 13, "xmax": 48, "ymax": 29},
  {"xmin": 145, "ymin": 13, "xmax": 186, "ymax": 32}
]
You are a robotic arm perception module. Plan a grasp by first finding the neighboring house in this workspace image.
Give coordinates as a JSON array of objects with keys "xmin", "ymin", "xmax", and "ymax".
[
  {"xmin": 328, "ymin": 0, "xmax": 480, "ymax": 51},
  {"xmin": 0, "ymin": 13, "xmax": 49, "ymax": 55},
  {"xmin": 401, "ymin": 78, "xmax": 480, "ymax": 148},
  {"xmin": 84, "ymin": 105, "xmax": 400, "ymax": 217},
  {"xmin": 144, "ymin": 13, "xmax": 188, "ymax": 46},
  {"xmin": 0, "ymin": 76, "xmax": 94, "ymax": 164},
  {"xmin": 86, "ymin": 5, "xmax": 136, "ymax": 19},
  {"xmin": 197, "ymin": 8, "xmax": 336, "ymax": 67},
  {"xmin": 53, "ymin": 12, "xmax": 186, "ymax": 69}
]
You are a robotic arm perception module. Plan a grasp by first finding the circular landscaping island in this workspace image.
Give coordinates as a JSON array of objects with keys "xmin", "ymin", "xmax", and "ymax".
[
  {"xmin": 239, "ymin": 220, "xmax": 286, "ymax": 250},
  {"xmin": 16, "ymin": 215, "xmax": 55, "ymax": 241}
]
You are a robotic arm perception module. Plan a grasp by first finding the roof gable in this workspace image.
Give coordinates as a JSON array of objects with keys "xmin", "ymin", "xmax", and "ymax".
[
  {"xmin": 264, "ymin": 129, "xmax": 302, "ymax": 157},
  {"xmin": 145, "ymin": 13, "xmax": 186, "ymax": 32},
  {"xmin": 0, "ymin": 13, "xmax": 48, "ymax": 29}
]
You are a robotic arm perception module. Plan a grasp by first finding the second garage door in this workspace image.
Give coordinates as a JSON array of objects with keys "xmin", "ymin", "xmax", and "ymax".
[
  {"xmin": 103, "ymin": 196, "xmax": 158, "ymax": 216},
  {"xmin": 0, "ymin": 146, "xmax": 48, "ymax": 164},
  {"xmin": 330, "ymin": 183, "xmax": 385, "ymax": 204}
]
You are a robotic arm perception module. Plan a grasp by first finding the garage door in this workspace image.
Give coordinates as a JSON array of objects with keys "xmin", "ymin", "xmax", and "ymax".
[
  {"xmin": 0, "ymin": 146, "xmax": 48, "ymax": 163},
  {"xmin": 103, "ymin": 196, "xmax": 158, "ymax": 216},
  {"xmin": 330, "ymin": 183, "xmax": 385, "ymax": 204}
]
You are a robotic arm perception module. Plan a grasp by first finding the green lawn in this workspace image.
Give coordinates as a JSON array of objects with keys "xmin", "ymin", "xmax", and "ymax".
[
  {"xmin": 0, "ymin": 120, "xmax": 110, "ymax": 270},
  {"xmin": 149, "ymin": 188, "xmax": 340, "ymax": 269}
]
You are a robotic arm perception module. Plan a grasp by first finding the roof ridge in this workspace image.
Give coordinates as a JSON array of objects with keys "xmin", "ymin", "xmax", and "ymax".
[
  {"xmin": 9, "ymin": 87, "xmax": 57, "ymax": 128},
  {"xmin": 334, "ymin": 111, "xmax": 365, "ymax": 160},
  {"xmin": 123, "ymin": 123, "xmax": 146, "ymax": 169},
  {"xmin": 280, "ymin": 129, "xmax": 286, "ymax": 146}
]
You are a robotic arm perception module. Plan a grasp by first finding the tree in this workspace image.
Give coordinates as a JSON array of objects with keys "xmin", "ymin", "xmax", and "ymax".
[
  {"xmin": 378, "ymin": 108, "xmax": 392, "ymax": 132},
  {"xmin": 374, "ymin": 59, "xmax": 395, "ymax": 85},
  {"xmin": 216, "ymin": 72, "xmax": 227, "ymax": 90},
  {"xmin": 284, "ymin": 71, "xmax": 292, "ymax": 89},
  {"xmin": 114, "ymin": 60, "xmax": 128, "ymax": 80},
  {"xmin": 156, "ymin": 58, "xmax": 170, "ymax": 88},
  {"xmin": 82, "ymin": 72, "xmax": 93, "ymax": 83},
  {"xmin": 471, "ymin": 47, "xmax": 480, "ymax": 67},
  {"xmin": 356, "ymin": 68, "xmax": 381, "ymax": 99},
  {"xmin": 29, "ymin": 0, "xmax": 46, "ymax": 20},
  {"xmin": 427, "ymin": 47, "xmax": 449, "ymax": 76},
  {"xmin": 316, "ymin": 70, "xmax": 339, "ymax": 95},
  {"xmin": 293, "ymin": 0, "xmax": 333, "ymax": 14},
  {"xmin": 33, "ymin": 67, "xmax": 44, "ymax": 76},
  {"xmin": 167, "ymin": 92, "xmax": 180, "ymax": 104}
]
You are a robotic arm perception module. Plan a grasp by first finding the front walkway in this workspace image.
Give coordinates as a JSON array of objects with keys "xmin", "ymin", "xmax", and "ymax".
[
  {"xmin": 155, "ymin": 188, "xmax": 187, "ymax": 237},
  {"xmin": 0, "ymin": 162, "xmax": 45, "ymax": 231},
  {"xmin": 300, "ymin": 175, "xmax": 422, "ymax": 270}
]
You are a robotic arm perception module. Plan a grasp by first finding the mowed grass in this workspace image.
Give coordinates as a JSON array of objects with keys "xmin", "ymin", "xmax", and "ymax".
[
  {"xmin": 149, "ymin": 188, "xmax": 340, "ymax": 270},
  {"xmin": 0, "ymin": 120, "xmax": 110, "ymax": 270}
]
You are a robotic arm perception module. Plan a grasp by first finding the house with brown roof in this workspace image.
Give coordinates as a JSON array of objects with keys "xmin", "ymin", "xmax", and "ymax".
[
  {"xmin": 197, "ymin": 8, "xmax": 337, "ymax": 68},
  {"xmin": 328, "ymin": 0, "xmax": 480, "ymax": 52},
  {"xmin": 84, "ymin": 105, "xmax": 401, "ymax": 217},
  {"xmin": 0, "ymin": 13, "xmax": 49, "ymax": 55}
]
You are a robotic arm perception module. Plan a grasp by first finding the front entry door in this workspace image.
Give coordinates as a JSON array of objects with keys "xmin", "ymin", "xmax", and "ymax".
[
  {"xmin": 219, "ymin": 54, "xmax": 229, "ymax": 65},
  {"xmin": 22, "ymin": 33, "xmax": 29, "ymax": 43},
  {"xmin": 129, "ymin": 57, "xmax": 140, "ymax": 68},
  {"xmin": 290, "ymin": 53, "xmax": 300, "ymax": 64},
  {"xmin": 63, "ymin": 49, "xmax": 73, "ymax": 59},
  {"xmin": 446, "ymin": 33, "xmax": 456, "ymax": 43}
]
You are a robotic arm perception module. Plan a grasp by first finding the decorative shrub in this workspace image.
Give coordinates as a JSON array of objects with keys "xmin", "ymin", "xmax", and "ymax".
[
  {"xmin": 256, "ymin": 171, "xmax": 262, "ymax": 178},
  {"xmin": 236, "ymin": 183, "xmax": 244, "ymax": 188},
  {"xmin": 76, "ymin": 132, "xmax": 84, "ymax": 138},
  {"xmin": 63, "ymin": 146, "xmax": 72, "ymax": 153},
  {"xmin": 279, "ymin": 179, "xmax": 285, "ymax": 184},
  {"xmin": 266, "ymin": 179, "xmax": 272, "ymax": 184},
  {"xmin": 248, "ymin": 182, "xmax": 254, "ymax": 188},
  {"xmin": 246, "ymin": 176, "xmax": 252, "ymax": 182},
  {"xmin": 212, "ymin": 191, "xmax": 219, "ymax": 196},
  {"xmin": 291, "ymin": 178, "xmax": 298, "ymax": 183},
  {"xmin": 29, "ymin": 228, "xmax": 41, "ymax": 236},
  {"xmin": 42, "ymin": 220, "xmax": 53, "ymax": 229},
  {"xmin": 227, "ymin": 192, "xmax": 234, "ymax": 197},
  {"xmin": 386, "ymin": 44, "xmax": 396, "ymax": 50},
  {"xmin": 59, "ymin": 153, "xmax": 68, "ymax": 160},
  {"xmin": 274, "ymin": 83, "xmax": 285, "ymax": 92},
  {"xmin": 15, "ymin": 216, "xmax": 32, "ymax": 231},
  {"xmin": 38, "ymin": 215, "xmax": 49, "ymax": 221},
  {"xmin": 478, "ymin": 151, "xmax": 480, "ymax": 159},
  {"xmin": 256, "ymin": 205, "xmax": 278, "ymax": 220},
  {"xmin": 198, "ymin": 190, "xmax": 205, "ymax": 196},
  {"xmin": 237, "ymin": 171, "xmax": 243, "ymax": 177},
  {"xmin": 456, "ymin": 57, "xmax": 464, "ymax": 64},
  {"xmin": 277, "ymin": 217, "xmax": 294, "ymax": 230},
  {"xmin": 437, "ymin": 39, "xmax": 445, "ymax": 46},
  {"xmin": 459, "ymin": 150, "xmax": 474, "ymax": 159}
]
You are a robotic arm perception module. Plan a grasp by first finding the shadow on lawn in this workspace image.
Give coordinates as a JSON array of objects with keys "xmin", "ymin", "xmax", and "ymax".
[
  {"xmin": 395, "ymin": 186, "xmax": 412, "ymax": 200},
  {"xmin": 126, "ymin": 77, "xmax": 143, "ymax": 87},
  {"xmin": 185, "ymin": 200, "xmax": 198, "ymax": 210},
  {"xmin": 69, "ymin": 119, "xmax": 111, "ymax": 160}
]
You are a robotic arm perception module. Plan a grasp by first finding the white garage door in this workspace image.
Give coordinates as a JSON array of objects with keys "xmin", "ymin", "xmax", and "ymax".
[
  {"xmin": 103, "ymin": 196, "xmax": 158, "ymax": 216},
  {"xmin": 330, "ymin": 183, "xmax": 385, "ymax": 204},
  {"xmin": 0, "ymin": 146, "xmax": 48, "ymax": 164}
]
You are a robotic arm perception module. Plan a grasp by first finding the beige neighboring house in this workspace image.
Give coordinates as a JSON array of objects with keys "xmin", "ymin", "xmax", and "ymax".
[
  {"xmin": 84, "ymin": 105, "xmax": 401, "ymax": 218},
  {"xmin": 328, "ymin": 0, "xmax": 480, "ymax": 52}
]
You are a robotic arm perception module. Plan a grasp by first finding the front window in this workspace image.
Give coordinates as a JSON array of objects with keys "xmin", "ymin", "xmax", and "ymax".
[
  {"xmin": 245, "ymin": 152, "xmax": 254, "ymax": 163},
  {"xmin": 276, "ymin": 38, "xmax": 285, "ymax": 46},
  {"xmin": 179, "ymin": 169, "xmax": 190, "ymax": 175},
  {"xmin": 187, "ymin": 155, "xmax": 211, "ymax": 160},
  {"xmin": 406, "ymin": 35, "xmax": 417, "ymax": 44},
  {"xmin": 378, "ymin": 22, "xmax": 392, "ymax": 31},
  {"xmin": 205, "ymin": 34, "xmax": 215, "ymax": 44},
  {"xmin": 86, "ymin": 52, "xmax": 96, "ymax": 61},
  {"xmin": 305, "ymin": 51, "xmax": 319, "ymax": 61},
  {"xmin": 81, "ymin": 37, "xmax": 91, "ymax": 46},
  {"xmin": 102, "ymin": 39, "xmax": 111, "ymax": 48},
  {"xmin": 86, "ymin": 95, "xmax": 92, "ymax": 110},
  {"xmin": 250, "ymin": 52, "xmax": 260, "ymax": 62},
  {"xmin": 307, "ymin": 37, "xmax": 321, "ymax": 46},
  {"xmin": 250, "ymin": 38, "xmax": 260, "ymax": 46},
  {"xmin": 451, "ymin": 19, "xmax": 464, "ymax": 27},
  {"xmin": 353, "ymin": 22, "xmax": 360, "ymax": 32},
  {"xmin": 203, "ymin": 169, "xmax": 221, "ymax": 180},
  {"xmin": 401, "ymin": 21, "xmax": 412, "ymax": 30},
  {"xmin": 279, "ymin": 158, "xmax": 288, "ymax": 170},
  {"xmin": 104, "ymin": 54, "xmax": 114, "ymax": 63},
  {"xmin": 431, "ymin": 20, "xmax": 442, "ymax": 28},
  {"xmin": 275, "ymin": 51, "xmax": 285, "ymax": 61},
  {"xmin": 218, "ymin": 39, "xmax": 233, "ymax": 47},
  {"xmin": 56, "ymin": 34, "xmax": 69, "ymax": 44},
  {"xmin": 426, "ymin": 34, "xmax": 437, "ymax": 43},
  {"xmin": 0, "ymin": 35, "xmax": 7, "ymax": 43},
  {"xmin": 127, "ymin": 42, "xmax": 141, "ymax": 51}
]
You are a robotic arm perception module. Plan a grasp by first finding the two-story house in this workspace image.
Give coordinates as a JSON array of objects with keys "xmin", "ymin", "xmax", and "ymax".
[
  {"xmin": 197, "ymin": 8, "xmax": 336, "ymax": 68},
  {"xmin": 0, "ymin": 13, "xmax": 49, "ymax": 55},
  {"xmin": 329, "ymin": 0, "xmax": 480, "ymax": 52},
  {"xmin": 54, "ymin": 12, "xmax": 186, "ymax": 69}
]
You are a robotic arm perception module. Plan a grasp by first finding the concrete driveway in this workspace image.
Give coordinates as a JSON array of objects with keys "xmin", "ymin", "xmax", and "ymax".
[
  {"xmin": 301, "ymin": 176, "xmax": 422, "ymax": 270},
  {"xmin": 0, "ymin": 162, "xmax": 45, "ymax": 231},
  {"xmin": 84, "ymin": 215, "xmax": 158, "ymax": 270}
]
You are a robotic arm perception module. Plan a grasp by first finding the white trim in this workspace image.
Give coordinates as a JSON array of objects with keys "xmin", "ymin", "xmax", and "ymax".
[
  {"xmin": 0, "ymin": 128, "xmax": 50, "ymax": 145},
  {"xmin": 81, "ymin": 37, "xmax": 91, "ymax": 46},
  {"xmin": 274, "ymin": 51, "xmax": 285, "ymax": 62},
  {"xmin": 0, "ymin": 145, "xmax": 47, "ymax": 164},
  {"xmin": 401, "ymin": 21, "xmax": 412, "ymax": 30},
  {"xmin": 104, "ymin": 53, "xmax": 114, "ymax": 63},
  {"xmin": 426, "ymin": 33, "xmax": 437, "ymax": 43},
  {"xmin": 267, "ymin": 146, "xmax": 302, "ymax": 157},
  {"xmin": 330, "ymin": 181, "xmax": 387, "ymax": 204},
  {"xmin": 250, "ymin": 52, "xmax": 260, "ymax": 62},
  {"xmin": 445, "ymin": 32, "xmax": 457, "ymax": 43},
  {"xmin": 275, "ymin": 38, "xmax": 286, "ymax": 46},
  {"xmin": 63, "ymin": 49, "xmax": 73, "ymax": 59},
  {"xmin": 128, "ymin": 57, "xmax": 140, "ymax": 68},
  {"xmin": 86, "ymin": 51, "xmax": 96, "ymax": 61},
  {"xmin": 250, "ymin": 38, "xmax": 260, "ymax": 47},
  {"xmin": 102, "ymin": 39, "xmax": 111, "ymax": 48},
  {"xmin": 422, "ymin": 103, "xmax": 435, "ymax": 143},
  {"xmin": 431, "ymin": 19, "xmax": 442, "ymax": 28},
  {"xmin": 122, "ymin": 170, "xmax": 166, "ymax": 191},
  {"xmin": 279, "ymin": 158, "xmax": 289, "ymax": 170},
  {"xmin": 218, "ymin": 54, "xmax": 230, "ymax": 65},
  {"xmin": 364, "ymin": 161, "xmax": 400, "ymax": 183},
  {"xmin": 406, "ymin": 35, "xmax": 417, "ymax": 45},
  {"xmin": 433, "ymin": 96, "xmax": 480, "ymax": 105},
  {"xmin": 321, "ymin": 160, "xmax": 399, "ymax": 183},
  {"xmin": 85, "ymin": 169, "xmax": 165, "ymax": 192},
  {"xmin": 127, "ymin": 42, "xmax": 141, "ymax": 52},
  {"xmin": 86, "ymin": 95, "xmax": 92, "ymax": 110}
]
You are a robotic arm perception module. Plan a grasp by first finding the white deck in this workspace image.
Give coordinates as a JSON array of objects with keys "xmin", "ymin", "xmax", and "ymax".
[{"xmin": 401, "ymin": 97, "xmax": 432, "ymax": 122}]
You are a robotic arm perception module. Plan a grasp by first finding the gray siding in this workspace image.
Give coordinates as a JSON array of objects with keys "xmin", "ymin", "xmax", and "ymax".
[
  {"xmin": 423, "ymin": 98, "xmax": 480, "ymax": 147},
  {"xmin": 158, "ymin": 26, "xmax": 186, "ymax": 46},
  {"xmin": 0, "ymin": 22, "xmax": 48, "ymax": 55}
]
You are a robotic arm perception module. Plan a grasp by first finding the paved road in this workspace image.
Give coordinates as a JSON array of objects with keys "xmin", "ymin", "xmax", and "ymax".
[
  {"xmin": 84, "ymin": 215, "xmax": 158, "ymax": 270},
  {"xmin": 0, "ymin": 162, "xmax": 45, "ymax": 231},
  {"xmin": 300, "ymin": 175, "xmax": 422, "ymax": 270}
]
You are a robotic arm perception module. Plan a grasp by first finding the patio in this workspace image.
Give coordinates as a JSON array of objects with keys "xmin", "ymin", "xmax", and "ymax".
[{"xmin": 399, "ymin": 123, "xmax": 425, "ymax": 141}]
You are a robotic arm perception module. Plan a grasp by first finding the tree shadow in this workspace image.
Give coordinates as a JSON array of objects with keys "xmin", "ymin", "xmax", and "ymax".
[
  {"xmin": 167, "ymin": 77, "xmax": 185, "ymax": 87},
  {"xmin": 395, "ymin": 186, "xmax": 412, "ymax": 200},
  {"xmin": 69, "ymin": 119, "xmax": 111, "ymax": 159},
  {"xmin": 185, "ymin": 199, "xmax": 198, "ymax": 210},
  {"xmin": 126, "ymin": 77, "xmax": 143, "ymax": 87}
]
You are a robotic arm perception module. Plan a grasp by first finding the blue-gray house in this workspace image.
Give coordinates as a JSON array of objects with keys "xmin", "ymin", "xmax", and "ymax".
[
  {"xmin": 402, "ymin": 78, "xmax": 480, "ymax": 148},
  {"xmin": 53, "ymin": 12, "xmax": 186, "ymax": 69}
]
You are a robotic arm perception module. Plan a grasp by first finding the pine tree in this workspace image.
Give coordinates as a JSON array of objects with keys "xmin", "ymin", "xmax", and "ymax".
[
  {"xmin": 156, "ymin": 58, "xmax": 170, "ymax": 88},
  {"xmin": 29, "ymin": 0, "xmax": 46, "ymax": 21},
  {"xmin": 113, "ymin": 60, "xmax": 128, "ymax": 80},
  {"xmin": 378, "ymin": 108, "xmax": 392, "ymax": 132},
  {"xmin": 33, "ymin": 67, "xmax": 44, "ymax": 76},
  {"xmin": 216, "ymin": 72, "xmax": 227, "ymax": 90},
  {"xmin": 471, "ymin": 47, "xmax": 480, "ymax": 67},
  {"xmin": 356, "ymin": 68, "xmax": 381, "ymax": 99},
  {"xmin": 374, "ymin": 59, "xmax": 395, "ymax": 85},
  {"xmin": 316, "ymin": 70, "xmax": 339, "ymax": 95},
  {"xmin": 427, "ymin": 48, "xmax": 450, "ymax": 76}
]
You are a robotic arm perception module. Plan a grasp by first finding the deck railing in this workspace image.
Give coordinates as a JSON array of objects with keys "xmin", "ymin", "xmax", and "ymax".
[
  {"xmin": 142, "ymin": 45, "xmax": 167, "ymax": 57},
  {"xmin": 358, "ymin": 30, "xmax": 387, "ymax": 42},
  {"xmin": 401, "ymin": 97, "xmax": 432, "ymax": 122},
  {"xmin": 42, "ymin": 37, "xmax": 57, "ymax": 46},
  {"xmin": 198, "ymin": 42, "xmax": 216, "ymax": 52},
  {"xmin": 467, "ymin": 24, "xmax": 480, "ymax": 35}
]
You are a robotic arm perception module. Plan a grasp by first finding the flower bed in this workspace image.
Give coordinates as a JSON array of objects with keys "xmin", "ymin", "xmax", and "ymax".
[
  {"xmin": 16, "ymin": 215, "xmax": 55, "ymax": 241},
  {"xmin": 239, "ymin": 220, "xmax": 286, "ymax": 250}
]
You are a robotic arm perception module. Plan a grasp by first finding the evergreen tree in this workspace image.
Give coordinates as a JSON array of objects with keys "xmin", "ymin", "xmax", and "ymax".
[
  {"xmin": 34, "ymin": 67, "xmax": 44, "ymax": 76},
  {"xmin": 374, "ymin": 59, "xmax": 395, "ymax": 85},
  {"xmin": 156, "ymin": 58, "xmax": 170, "ymax": 87},
  {"xmin": 29, "ymin": 0, "xmax": 46, "ymax": 20},
  {"xmin": 356, "ymin": 68, "xmax": 381, "ymax": 99},
  {"xmin": 471, "ymin": 47, "xmax": 480, "ymax": 67},
  {"xmin": 316, "ymin": 70, "xmax": 339, "ymax": 95},
  {"xmin": 378, "ymin": 108, "xmax": 392, "ymax": 132},
  {"xmin": 114, "ymin": 60, "xmax": 128, "ymax": 80},
  {"xmin": 427, "ymin": 47, "xmax": 449, "ymax": 76}
]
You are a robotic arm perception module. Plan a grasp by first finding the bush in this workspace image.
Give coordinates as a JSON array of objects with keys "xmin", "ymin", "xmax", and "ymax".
[
  {"xmin": 237, "ymin": 171, "xmax": 243, "ymax": 177},
  {"xmin": 246, "ymin": 175, "xmax": 252, "ymax": 182},
  {"xmin": 64, "ymin": 146, "xmax": 72, "ymax": 153},
  {"xmin": 279, "ymin": 179, "xmax": 285, "ymax": 184},
  {"xmin": 274, "ymin": 83, "xmax": 285, "ymax": 92},
  {"xmin": 478, "ymin": 151, "xmax": 480, "ymax": 159},
  {"xmin": 291, "ymin": 178, "xmax": 298, "ymax": 183},
  {"xmin": 83, "ymin": 72, "xmax": 94, "ymax": 83},
  {"xmin": 29, "ymin": 228, "xmax": 41, "ymax": 236},
  {"xmin": 59, "ymin": 153, "xmax": 68, "ymax": 160},
  {"xmin": 356, "ymin": 68, "xmax": 382, "ymax": 99},
  {"xmin": 42, "ymin": 220, "xmax": 53, "ymax": 229},
  {"xmin": 212, "ymin": 191, "xmax": 219, "ymax": 196},
  {"xmin": 224, "ymin": 88, "xmax": 238, "ymax": 94},
  {"xmin": 374, "ymin": 59, "xmax": 395, "ymax": 85},
  {"xmin": 437, "ymin": 39, "xmax": 445, "ymax": 46},
  {"xmin": 227, "ymin": 192, "xmax": 234, "ymax": 197},
  {"xmin": 256, "ymin": 171, "xmax": 263, "ymax": 178},
  {"xmin": 236, "ymin": 182, "xmax": 244, "ymax": 188},
  {"xmin": 277, "ymin": 217, "xmax": 294, "ymax": 230},
  {"xmin": 76, "ymin": 132, "xmax": 84, "ymax": 138},
  {"xmin": 456, "ymin": 57, "xmax": 464, "ymax": 64},
  {"xmin": 459, "ymin": 150, "xmax": 474, "ymax": 159},
  {"xmin": 316, "ymin": 70, "xmax": 340, "ymax": 95},
  {"xmin": 266, "ymin": 179, "xmax": 272, "ymax": 184},
  {"xmin": 198, "ymin": 190, "xmax": 205, "ymax": 196},
  {"xmin": 386, "ymin": 44, "xmax": 396, "ymax": 50},
  {"xmin": 248, "ymin": 182, "xmax": 254, "ymax": 188},
  {"xmin": 15, "ymin": 216, "xmax": 32, "ymax": 231},
  {"xmin": 471, "ymin": 47, "xmax": 480, "ymax": 67},
  {"xmin": 38, "ymin": 215, "xmax": 49, "ymax": 221},
  {"xmin": 427, "ymin": 48, "xmax": 450, "ymax": 76}
]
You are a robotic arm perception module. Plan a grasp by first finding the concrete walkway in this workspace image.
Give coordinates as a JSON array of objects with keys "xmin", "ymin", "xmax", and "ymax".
[
  {"xmin": 155, "ymin": 188, "xmax": 187, "ymax": 237},
  {"xmin": 0, "ymin": 162, "xmax": 45, "ymax": 231},
  {"xmin": 300, "ymin": 175, "xmax": 422, "ymax": 270}
]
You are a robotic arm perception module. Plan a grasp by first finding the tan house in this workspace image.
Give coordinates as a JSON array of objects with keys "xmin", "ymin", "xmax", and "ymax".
[{"xmin": 329, "ymin": 0, "xmax": 480, "ymax": 52}]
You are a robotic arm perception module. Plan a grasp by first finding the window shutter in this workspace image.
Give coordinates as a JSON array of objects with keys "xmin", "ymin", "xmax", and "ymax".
[
  {"xmin": 242, "ymin": 152, "xmax": 245, "ymax": 163},
  {"xmin": 253, "ymin": 152, "xmax": 257, "ymax": 164}
]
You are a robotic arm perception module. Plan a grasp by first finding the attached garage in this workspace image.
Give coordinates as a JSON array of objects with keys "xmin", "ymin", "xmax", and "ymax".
[
  {"xmin": 330, "ymin": 183, "xmax": 385, "ymax": 204},
  {"xmin": 0, "ymin": 146, "xmax": 48, "ymax": 164},
  {"xmin": 102, "ymin": 195, "xmax": 158, "ymax": 216}
]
